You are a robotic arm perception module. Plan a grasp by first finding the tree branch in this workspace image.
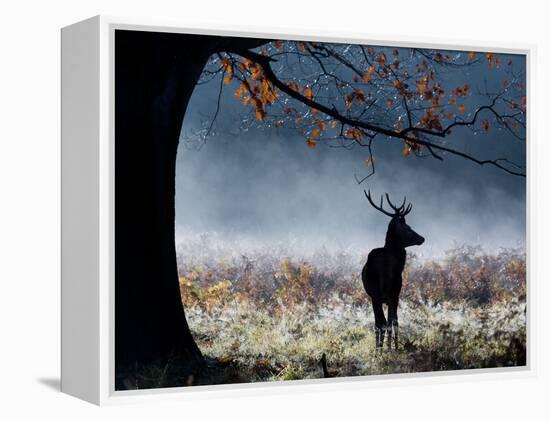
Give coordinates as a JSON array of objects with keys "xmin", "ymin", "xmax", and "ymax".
[{"xmin": 232, "ymin": 49, "xmax": 525, "ymax": 178}]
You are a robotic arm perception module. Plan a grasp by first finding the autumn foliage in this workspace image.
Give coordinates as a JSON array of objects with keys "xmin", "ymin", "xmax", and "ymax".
[{"xmin": 198, "ymin": 42, "xmax": 525, "ymax": 178}]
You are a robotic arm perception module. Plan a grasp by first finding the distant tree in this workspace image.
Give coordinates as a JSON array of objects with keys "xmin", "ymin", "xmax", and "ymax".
[{"xmin": 115, "ymin": 30, "xmax": 525, "ymax": 385}]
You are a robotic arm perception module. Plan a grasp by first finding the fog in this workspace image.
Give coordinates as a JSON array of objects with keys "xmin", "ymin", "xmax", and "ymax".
[{"xmin": 175, "ymin": 45, "xmax": 526, "ymax": 260}]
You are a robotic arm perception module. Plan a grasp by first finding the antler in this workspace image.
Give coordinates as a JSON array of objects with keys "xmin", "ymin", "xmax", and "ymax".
[
  {"xmin": 385, "ymin": 193, "xmax": 406, "ymax": 214},
  {"xmin": 364, "ymin": 190, "xmax": 413, "ymax": 217},
  {"xmin": 364, "ymin": 190, "xmax": 396, "ymax": 217}
]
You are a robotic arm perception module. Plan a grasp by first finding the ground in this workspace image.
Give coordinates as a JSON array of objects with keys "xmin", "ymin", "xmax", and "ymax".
[{"xmin": 118, "ymin": 243, "xmax": 527, "ymax": 389}]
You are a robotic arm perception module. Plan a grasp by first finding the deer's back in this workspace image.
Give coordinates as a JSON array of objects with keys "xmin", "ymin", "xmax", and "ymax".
[{"xmin": 362, "ymin": 247, "xmax": 405, "ymax": 303}]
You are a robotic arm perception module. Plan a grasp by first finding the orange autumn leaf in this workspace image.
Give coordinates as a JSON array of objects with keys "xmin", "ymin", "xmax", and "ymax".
[
  {"xmin": 354, "ymin": 89, "xmax": 366, "ymax": 102},
  {"xmin": 402, "ymin": 144, "xmax": 412, "ymax": 157},
  {"xmin": 486, "ymin": 52, "xmax": 496, "ymax": 69},
  {"xmin": 344, "ymin": 95, "xmax": 353, "ymax": 110},
  {"xmin": 304, "ymin": 87, "xmax": 313, "ymax": 100},
  {"xmin": 386, "ymin": 98, "xmax": 394, "ymax": 108},
  {"xmin": 220, "ymin": 57, "xmax": 232, "ymax": 72},
  {"xmin": 344, "ymin": 127, "xmax": 364, "ymax": 140},
  {"xmin": 363, "ymin": 65, "xmax": 376, "ymax": 82},
  {"xmin": 468, "ymin": 51, "xmax": 475, "ymax": 61},
  {"xmin": 286, "ymin": 80, "xmax": 299, "ymax": 92},
  {"xmin": 311, "ymin": 128, "xmax": 321, "ymax": 137},
  {"xmin": 223, "ymin": 73, "xmax": 233, "ymax": 85},
  {"xmin": 458, "ymin": 104, "xmax": 465, "ymax": 113},
  {"xmin": 255, "ymin": 108, "xmax": 266, "ymax": 120},
  {"xmin": 376, "ymin": 53, "xmax": 386, "ymax": 65},
  {"xmin": 306, "ymin": 137, "xmax": 317, "ymax": 148},
  {"xmin": 274, "ymin": 40, "xmax": 283, "ymax": 49},
  {"xmin": 234, "ymin": 83, "xmax": 247, "ymax": 99},
  {"xmin": 250, "ymin": 66, "xmax": 263, "ymax": 80}
]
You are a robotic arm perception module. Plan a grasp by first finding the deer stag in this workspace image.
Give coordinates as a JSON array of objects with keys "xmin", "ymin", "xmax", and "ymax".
[{"xmin": 361, "ymin": 190, "xmax": 424, "ymax": 349}]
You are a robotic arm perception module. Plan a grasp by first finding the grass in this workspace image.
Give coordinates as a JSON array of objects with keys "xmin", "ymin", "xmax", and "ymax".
[{"xmin": 173, "ymin": 244, "xmax": 526, "ymax": 386}]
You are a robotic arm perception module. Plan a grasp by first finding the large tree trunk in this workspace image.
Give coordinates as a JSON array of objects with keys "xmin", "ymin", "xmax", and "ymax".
[
  {"xmin": 114, "ymin": 30, "xmax": 268, "ymax": 388},
  {"xmin": 114, "ymin": 30, "xmax": 216, "ymax": 378}
]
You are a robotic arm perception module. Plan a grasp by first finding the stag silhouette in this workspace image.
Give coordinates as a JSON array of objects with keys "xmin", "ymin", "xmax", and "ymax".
[{"xmin": 361, "ymin": 190, "xmax": 424, "ymax": 349}]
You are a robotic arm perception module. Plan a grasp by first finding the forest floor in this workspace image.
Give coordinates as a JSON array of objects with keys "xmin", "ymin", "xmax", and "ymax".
[{"xmin": 124, "ymin": 244, "xmax": 527, "ymax": 389}]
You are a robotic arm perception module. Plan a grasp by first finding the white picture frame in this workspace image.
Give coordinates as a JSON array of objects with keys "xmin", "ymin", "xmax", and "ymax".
[{"xmin": 61, "ymin": 15, "xmax": 534, "ymax": 405}]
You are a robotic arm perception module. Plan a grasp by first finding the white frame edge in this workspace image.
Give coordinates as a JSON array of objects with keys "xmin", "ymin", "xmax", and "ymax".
[
  {"xmin": 61, "ymin": 15, "xmax": 101, "ymax": 405},
  {"xmin": 61, "ymin": 14, "xmax": 536, "ymax": 406}
]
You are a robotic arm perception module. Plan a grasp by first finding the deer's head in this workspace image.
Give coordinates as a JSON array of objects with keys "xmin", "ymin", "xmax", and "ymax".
[{"xmin": 364, "ymin": 190, "xmax": 425, "ymax": 249}]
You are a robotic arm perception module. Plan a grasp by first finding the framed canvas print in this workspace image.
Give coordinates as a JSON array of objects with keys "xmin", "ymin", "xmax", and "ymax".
[{"xmin": 61, "ymin": 16, "xmax": 531, "ymax": 405}]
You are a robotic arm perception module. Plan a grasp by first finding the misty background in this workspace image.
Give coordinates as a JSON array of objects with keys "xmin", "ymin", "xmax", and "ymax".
[{"xmin": 175, "ymin": 44, "xmax": 526, "ymax": 260}]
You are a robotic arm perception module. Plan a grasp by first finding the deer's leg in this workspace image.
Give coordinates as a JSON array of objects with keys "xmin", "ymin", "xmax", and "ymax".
[
  {"xmin": 371, "ymin": 298, "xmax": 386, "ymax": 349},
  {"xmin": 388, "ymin": 299, "xmax": 399, "ymax": 350}
]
